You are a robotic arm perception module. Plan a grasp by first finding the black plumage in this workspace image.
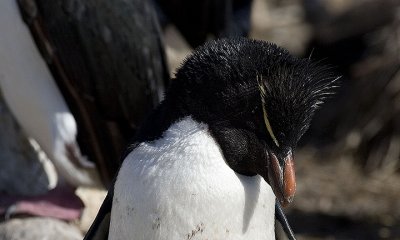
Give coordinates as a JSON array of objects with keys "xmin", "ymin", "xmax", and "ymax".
[
  {"xmin": 153, "ymin": 0, "xmax": 253, "ymax": 47},
  {"xmin": 85, "ymin": 38, "xmax": 337, "ymax": 240}
]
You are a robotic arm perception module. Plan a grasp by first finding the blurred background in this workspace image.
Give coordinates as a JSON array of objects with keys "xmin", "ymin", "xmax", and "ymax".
[{"xmin": 0, "ymin": 0, "xmax": 400, "ymax": 239}]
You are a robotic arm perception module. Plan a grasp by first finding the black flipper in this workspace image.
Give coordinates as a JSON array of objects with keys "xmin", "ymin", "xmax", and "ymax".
[
  {"xmin": 83, "ymin": 186, "xmax": 114, "ymax": 240},
  {"xmin": 275, "ymin": 201, "xmax": 296, "ymax": 240}
]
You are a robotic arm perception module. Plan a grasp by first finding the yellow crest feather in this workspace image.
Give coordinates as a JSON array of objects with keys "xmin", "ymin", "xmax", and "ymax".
[{"xmin": 257, "ymin": 75, "xmax": 280, "ymax": 147}]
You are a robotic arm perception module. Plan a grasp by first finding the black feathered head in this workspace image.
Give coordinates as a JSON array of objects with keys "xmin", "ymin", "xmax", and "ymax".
[{"xmin": 169, "ymin": 38, "xmax": 339, "ymax": 206}]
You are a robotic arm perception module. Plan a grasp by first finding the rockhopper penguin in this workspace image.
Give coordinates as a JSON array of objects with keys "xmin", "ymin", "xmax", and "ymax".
[{"xmin": 84, "ymin": 38, "xmax": 338, "ymax": 240}]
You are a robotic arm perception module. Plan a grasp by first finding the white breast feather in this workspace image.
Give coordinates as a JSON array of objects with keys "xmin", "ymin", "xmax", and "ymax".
[{"xmin": 109, "ymin": 117, "xmax": 276, "ymax": 240}]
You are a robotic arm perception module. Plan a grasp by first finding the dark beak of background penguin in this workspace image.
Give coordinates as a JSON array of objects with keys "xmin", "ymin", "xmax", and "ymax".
[{"xmin": 266, "ymin": 151, "xmax": 296, "ymax": 207}]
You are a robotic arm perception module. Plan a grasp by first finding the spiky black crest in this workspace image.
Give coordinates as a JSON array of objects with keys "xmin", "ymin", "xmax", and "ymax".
[
  {"xmin": 169, "ymin": 38, "xmax": 338, "ymax": 151},
  {"xmin": 254, "ymin": 50, "xmax": 339, "ymax": 148}
]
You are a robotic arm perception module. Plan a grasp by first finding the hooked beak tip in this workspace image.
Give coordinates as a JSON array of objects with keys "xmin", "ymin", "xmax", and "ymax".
[{"xmin": 268, "ymin": 152, "xmax": 296, "ymax": 207}]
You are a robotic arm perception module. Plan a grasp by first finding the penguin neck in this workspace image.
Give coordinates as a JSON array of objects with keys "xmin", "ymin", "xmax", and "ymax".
[
  {"xmin": 133, "ymin": 96, "xmax": 189, "ymax": 144},
  {"xmin": 132, "ymin": 72, "xmax": 237, "ymax": 146}
]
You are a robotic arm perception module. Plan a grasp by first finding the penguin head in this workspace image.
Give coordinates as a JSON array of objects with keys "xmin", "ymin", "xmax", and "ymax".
[{"xmin": 170, "ymin": 38, "xmax": 338, "ymax": 206}]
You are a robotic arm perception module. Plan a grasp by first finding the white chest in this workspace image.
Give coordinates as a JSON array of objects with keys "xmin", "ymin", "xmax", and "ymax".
[{"xmin": 109, "ymin": 117, "xmax": 276, "ymax": 240}]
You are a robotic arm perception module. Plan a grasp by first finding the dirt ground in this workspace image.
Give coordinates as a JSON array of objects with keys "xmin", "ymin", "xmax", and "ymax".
[{"xmin": 287, "ymin": 148, "xmax": 400, "ymax": 239}]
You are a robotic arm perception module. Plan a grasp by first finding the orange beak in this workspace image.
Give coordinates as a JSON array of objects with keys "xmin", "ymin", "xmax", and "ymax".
[{"xmin": 268, "ymin": 151, "xmax": 296, "ymax": 207}]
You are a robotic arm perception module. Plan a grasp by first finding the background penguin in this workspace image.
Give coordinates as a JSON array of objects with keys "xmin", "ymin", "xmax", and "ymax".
[
  {"xmin": 16, "ymin": 0, "xmax": 170, "ymax": 186},
  {"xmin": 0, "ymin": 0, "xmax": 99, "ymax": 220},
  {"xmin": 84, "ymin": 38, "xmax": 338, "ymax": 239},
  {"xmin": 0, "ymin": 0, "xmax": 168, "ymax": 219}
]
